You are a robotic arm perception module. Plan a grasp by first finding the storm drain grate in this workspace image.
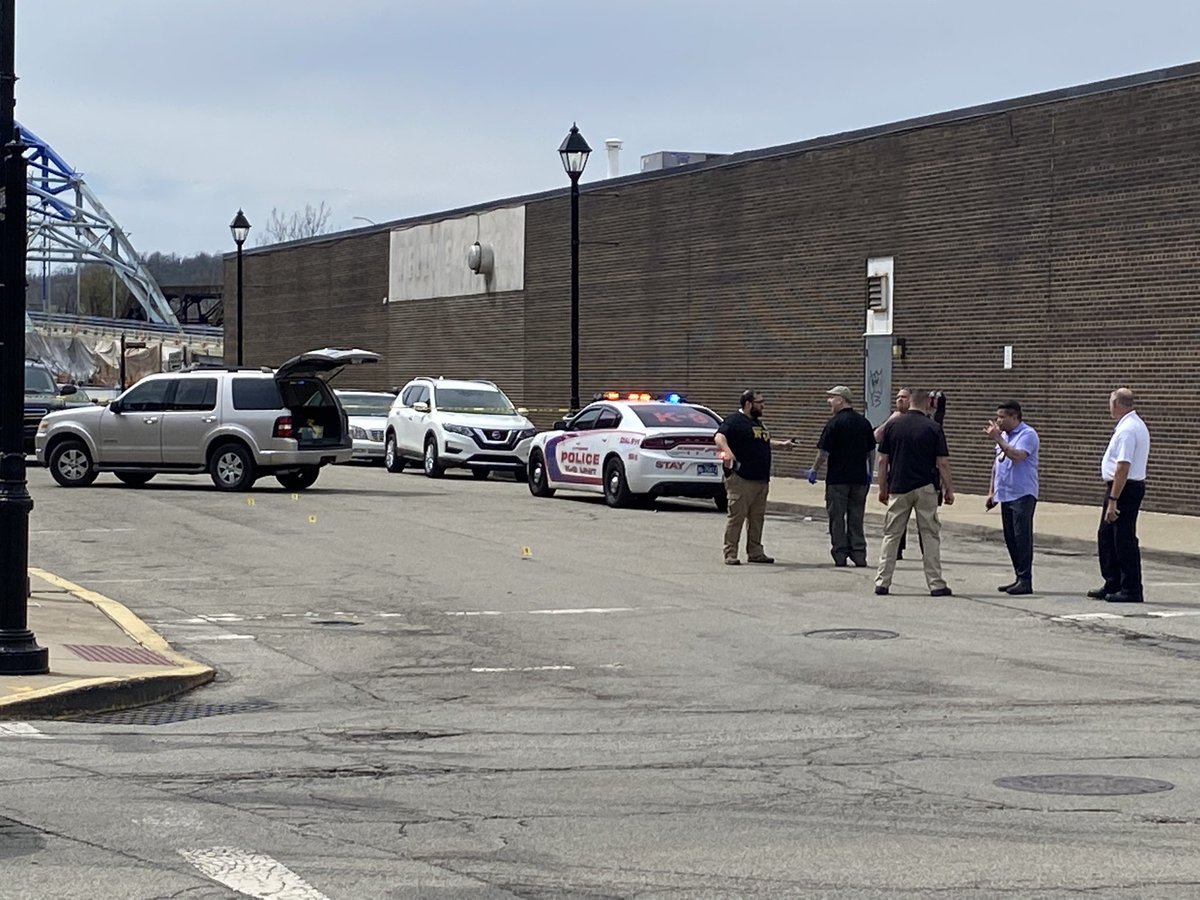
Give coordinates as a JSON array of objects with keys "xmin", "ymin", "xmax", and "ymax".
[
  {"xmin": 63, "ymin": 644, "xmax": 175, "ymax": 666},
  {"xmin": 63, "ymin": 700, "xmax": 274, "ymax": 726},
  {"xmin": 994, "ymin": 774, "xmax": 1175, "ymax": 796},
  {"xmin": 804, "ymin": 628, "xmax": 899, "ymax": 640}
]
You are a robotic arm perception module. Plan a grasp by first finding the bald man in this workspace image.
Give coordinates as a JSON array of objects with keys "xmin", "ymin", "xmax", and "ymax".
[{"xmin": 1087, "ymin": 388, "xmax": 1151, "ymax": 604}]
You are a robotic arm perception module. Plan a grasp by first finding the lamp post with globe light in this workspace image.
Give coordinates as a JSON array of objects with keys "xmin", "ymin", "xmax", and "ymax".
[{"xmin": 558, "ymin": 124, "xmax": 591, "ymax": 413}]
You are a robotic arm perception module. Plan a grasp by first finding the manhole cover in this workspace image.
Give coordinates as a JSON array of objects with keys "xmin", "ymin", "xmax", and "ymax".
[
  {"xmin": 61, "ymin": 700, "xmax": 274, "ymax": 726},
  {"xmin": 994, "ymin": 774, "xmax": 1175, "ymax": 796},
  {"xmin": 804, "ymin": 628, "xmax": 899, "ymax": 640}
]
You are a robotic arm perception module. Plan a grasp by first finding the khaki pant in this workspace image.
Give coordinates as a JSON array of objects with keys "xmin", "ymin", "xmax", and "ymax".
[
  {"xmin": 875, "ymin": 484, "xmax": 946, "ymax": 590},
  {"xmin": 723, "ymin": 473, "xmax": 770, "ymax": 560}
]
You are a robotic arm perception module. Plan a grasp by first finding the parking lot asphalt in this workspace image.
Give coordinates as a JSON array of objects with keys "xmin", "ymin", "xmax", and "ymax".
[{"xmin": 1, "ymin": 472, "xmax": 1196, "ymax": 719}]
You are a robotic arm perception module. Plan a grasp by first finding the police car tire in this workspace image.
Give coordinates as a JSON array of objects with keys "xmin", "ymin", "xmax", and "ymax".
[
  {"xmin": 528, "ymin": 452, "xmax": 555, "ymax": 497},
  {"xmin": 472, "ymin": 468, "xmax": 491, "ymax": 480},
  {"xmin": 512, "ymin": 466, "xmax": 527, "ymax": 483},
  {"xmin": 714, "ymin": 489, "xmax": 729, "ymax": 512},
  {"xmin": 384, "ymin": 434, "xmax": 406, "ymax": 473},
  {"xmin": 603, "ymin": 457, "xmax": 634, "ymax": 508}
]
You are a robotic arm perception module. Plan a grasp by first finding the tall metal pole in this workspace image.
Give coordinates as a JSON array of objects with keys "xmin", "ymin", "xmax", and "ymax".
[
  {"xmin": 0, "ymin": 0, "xmax": 49, "ymax": 674},
  {"xmin": 235, "ymin": 241, "xmax": 244, "ymax": 366},
  {"xmin": 569, "ymin": 172, "xmax": 580, "ymax": 413}
]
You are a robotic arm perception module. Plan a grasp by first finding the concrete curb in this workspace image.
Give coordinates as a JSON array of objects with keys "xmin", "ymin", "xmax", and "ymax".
[
  {"xmin": 0, "ymin": 569, "xmax": 216, "ymax": 720},
  {"xmin": 766, "ymin": 500, "xmax": 1200, "ymax": 569}
]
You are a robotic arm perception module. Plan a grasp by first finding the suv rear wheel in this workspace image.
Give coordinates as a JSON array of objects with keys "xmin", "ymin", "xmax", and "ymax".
[
  {"xmin": 210, "ymin": 442, "xmax": 256, "ymax": 491},
  {"xmin": 423, "ymin": 437, "xmax": 445, "ymax": 478},
  {"xmin": 48, "ymin": 439, "xmax": 98, "ymax": 488},
  {"xmin": 276, "ymin": 466, "xmax": 319, "ymax": 491}
]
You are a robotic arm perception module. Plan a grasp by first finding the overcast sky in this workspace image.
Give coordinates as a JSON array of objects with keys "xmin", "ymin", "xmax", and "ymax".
[{"xmin": 14, "ymin": 1, "xmax": 1200, "ymax": 256}]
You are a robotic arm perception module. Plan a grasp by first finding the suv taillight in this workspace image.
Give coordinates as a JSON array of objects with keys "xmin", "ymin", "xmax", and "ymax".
[{"xmin": 273, "ymin": 415, "xmax": 294, "ymax": 438}]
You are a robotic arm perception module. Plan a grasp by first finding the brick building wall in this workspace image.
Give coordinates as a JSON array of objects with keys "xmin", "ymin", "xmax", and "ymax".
[{"xmin": 228, "ymin": 66, "xmax": 1200, "ymax": 514}]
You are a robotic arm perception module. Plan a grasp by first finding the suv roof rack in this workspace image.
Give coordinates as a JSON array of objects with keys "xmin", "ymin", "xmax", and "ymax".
[{"xmin": 177, "ymin": 363, "xmax": 272, "ymax": 373}]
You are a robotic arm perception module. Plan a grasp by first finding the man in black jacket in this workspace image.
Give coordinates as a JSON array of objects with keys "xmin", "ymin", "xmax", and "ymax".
[{"xmin": 808, "ymin": 386, "xmax": 876, "ymax": 567}]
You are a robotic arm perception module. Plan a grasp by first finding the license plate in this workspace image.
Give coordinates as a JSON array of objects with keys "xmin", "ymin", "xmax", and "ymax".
[{"xmin": 697, "ymin": 463, "xmax": 718, "ymax": 476}]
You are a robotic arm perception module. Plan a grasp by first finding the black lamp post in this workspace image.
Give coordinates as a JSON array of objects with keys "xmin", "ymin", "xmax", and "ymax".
[
  {"xmin": 558, "ymin": 123, "xmax": 591, "ymax": 412},
  {"xmin": 229, "ymin": 209, "xmax": 250, "ymax": 366},
  {"xmin": 0, "ymin": 0, "xmax": 48, "ymax": 674}
]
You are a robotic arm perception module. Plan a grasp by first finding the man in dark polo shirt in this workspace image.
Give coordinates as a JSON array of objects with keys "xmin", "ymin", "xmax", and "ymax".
[
  {"xmin": 874, "ymin": 387, "xmax": 956, "ymax": 596},
  {"xmin": 714, "ymin": 389, "xmax": 795, "ymax": 565},
  {"xmin": 807, "ymin": 385, "xmax": 876, "ymax": 567}
]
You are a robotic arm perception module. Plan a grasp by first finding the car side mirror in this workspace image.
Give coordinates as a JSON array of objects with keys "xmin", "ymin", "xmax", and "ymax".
[
  {"xmin": 516, "ymin": 407, "xmax": 528, "ymax": 416},
  {"xmin": 413, "ymin": 401, "xmax": 430, "ymax": 413},
  {"xmin": 552, "ymin": 419, "xmax": 567, "ymax": 430},
  {"xmin": 59, "ymin": 383, "xmax": 78, "ymax": 396},
  {"xmin": 108, "ymin": 400, "xmax": 124, "ymax": 414}
]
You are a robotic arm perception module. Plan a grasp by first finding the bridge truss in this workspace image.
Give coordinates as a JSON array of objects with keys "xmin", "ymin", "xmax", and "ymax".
[{"xmin": 19, "ymin": 122, "xmax": 180, "ymax": 327}]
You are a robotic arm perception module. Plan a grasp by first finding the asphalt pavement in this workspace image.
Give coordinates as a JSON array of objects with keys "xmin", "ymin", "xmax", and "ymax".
[{"xmin": 1, "ymin": 476, "xmax": 1195, "ymax": 719}]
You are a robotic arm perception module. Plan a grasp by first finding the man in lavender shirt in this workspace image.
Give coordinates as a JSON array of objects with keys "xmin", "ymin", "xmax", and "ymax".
[{"xmin": 984, "ymin": 400, "xmax": 1039, "ymax": 595}]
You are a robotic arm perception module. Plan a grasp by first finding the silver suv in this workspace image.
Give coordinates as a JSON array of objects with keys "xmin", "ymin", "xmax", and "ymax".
[
  {"xmin": 384, "ymin": 377, "xmax": 536, "ymax": 479},
  {"xmin": 35, "ymin": 348, "xmax": 378, "ymax": 491}
]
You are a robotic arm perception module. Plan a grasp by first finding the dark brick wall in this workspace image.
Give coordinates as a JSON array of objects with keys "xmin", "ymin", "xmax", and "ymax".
[{"xmin": 234, "ymin": 72, "xmax": 1200, "ymax": 514}]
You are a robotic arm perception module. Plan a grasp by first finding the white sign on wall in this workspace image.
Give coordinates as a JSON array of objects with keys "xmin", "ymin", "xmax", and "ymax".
[{"xmin": 388, "ymin": 206, "xmax": 525, "ymax": 302}]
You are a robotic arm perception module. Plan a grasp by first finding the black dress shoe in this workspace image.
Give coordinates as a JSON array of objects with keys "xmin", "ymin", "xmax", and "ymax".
[
  {"xmin": 851, "ymin": 557, "xmax": 868, "ymax": 568},
  {"xmin": 874, "ymin": 585, "xmax": 889, "ymax": 595},
  {"xmin": 1086, "ymin": 586, "xmax": 1114, "ymax": 599},
  {"xmin": 929, "ymin": 587, "xmax": 953, "ymax": 597},
  {"xmin": 1005, "ymin": 582, "xmax": 1033, "ymax": 596},
  {"xmin": 833, "ymin": 558, "xmax": 848, "ymax": 568},
  {"xmin": 998, "ymin": 581, "xmax": 1018, "ymax": 593},
  {"xmin": 1105, "ymin": 591, "xmax": 1143, "ymax": 603}
]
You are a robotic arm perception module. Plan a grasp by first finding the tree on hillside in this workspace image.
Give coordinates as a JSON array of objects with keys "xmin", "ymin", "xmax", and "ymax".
[{"xmin": 256, "ymin": 202, "xmax": 333, "ymax": 246}]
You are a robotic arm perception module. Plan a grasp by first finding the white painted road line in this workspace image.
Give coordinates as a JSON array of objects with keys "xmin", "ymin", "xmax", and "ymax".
[
  {"xmin": 471, "ymin": 663, "xmax": 623, "ymax": 673},
  {"xmin": 183, "ymin": 634, "xmax": 257, "ymax": 642},
  {"xmin": 1054, "ymin": 613, "xmax": 1123, "ymax": 621},
  {"xmin": 179, "ymin": 847, "xmax": 329, "ymax": 900},
  {"xmin": 0, "ymin": 722, "xmax": 50, "ymax": 739},
  {"xmin": 1146, "ymin": 610, "xmax": 1200, "ymax": 618},
  {"xmin": 445, "ymin": 606, "xmax": 639, "ymax": 617},
  {"xmin": 1054, "ymin": 609, "xmax": 1200, "ymax": 621}
]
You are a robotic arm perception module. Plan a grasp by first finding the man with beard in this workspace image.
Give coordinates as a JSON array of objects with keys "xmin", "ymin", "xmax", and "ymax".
[{"xmin": 714, "ymin": 389, "xmax": 794, "ymax": 565}]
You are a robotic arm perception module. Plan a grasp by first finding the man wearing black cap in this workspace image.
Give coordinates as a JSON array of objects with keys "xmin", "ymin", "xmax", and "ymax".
[{"xmin": 808, "ymin": 385, "xmax": 876, "ymax": 566}]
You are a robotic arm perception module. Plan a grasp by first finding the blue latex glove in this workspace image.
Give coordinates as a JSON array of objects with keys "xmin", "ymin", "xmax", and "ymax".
[{"xmin": 805, "ymin": 467, "xmax": 818, "ymax": 485}]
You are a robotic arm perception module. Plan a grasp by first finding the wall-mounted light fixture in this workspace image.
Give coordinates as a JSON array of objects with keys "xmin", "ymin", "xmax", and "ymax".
[
  {"xmin": 892, "ymin": 337, "xmax": 907, "ymax": 361},
  {"xmin": 466, "ymin": 241, "xmax": 494, "ymax": 276}
]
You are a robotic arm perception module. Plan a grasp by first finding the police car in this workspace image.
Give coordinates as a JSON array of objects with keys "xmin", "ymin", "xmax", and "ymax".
[{"xmin": 526, "ymin": 392, "xmax": 728, "ymax": 510}]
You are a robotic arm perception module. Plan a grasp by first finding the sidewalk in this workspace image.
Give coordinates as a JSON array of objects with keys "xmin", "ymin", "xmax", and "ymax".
[
  {"xmin": 0, "ymin": 569, "xmax": 213, "ymax": 719},
  {"xmin": 767, "ymin": 478, "xmax": 1200, "ymax": 566}
]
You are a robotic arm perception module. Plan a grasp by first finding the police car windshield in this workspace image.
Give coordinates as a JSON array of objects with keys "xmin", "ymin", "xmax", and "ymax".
[
  {"xmin": 339, "ymin": 394, "xmax": 392, "ymax": 416},
  {"xmin": 435, "ymin": 387, "xmax": 515, "ymax": 415},
  {"xmin": 630, "ymin": 404, "xmax": 720, "ymax": 428},
  {"xmin": 25, "ymin": 367, "xmax": 57, "ymax": 395}
]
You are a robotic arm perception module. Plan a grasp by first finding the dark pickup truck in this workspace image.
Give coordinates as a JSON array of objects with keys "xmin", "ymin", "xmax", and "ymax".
[{"xmin": 20, "ymin": 359, "xmax": 93, "ymax": 454}]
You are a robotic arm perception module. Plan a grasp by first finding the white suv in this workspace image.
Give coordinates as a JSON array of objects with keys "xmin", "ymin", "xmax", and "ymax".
[
  {"xmin": 384, "ymin": 377, "xmax": 536, "ymax": 480},
  {"xmin": 36, "ymin": 348, "xmax": 378, "ymax": 491}
]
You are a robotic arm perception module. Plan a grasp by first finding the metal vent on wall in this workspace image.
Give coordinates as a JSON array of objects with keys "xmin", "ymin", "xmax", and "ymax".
[{"xmin": 867, "ymin": 273, "xmax": 890, "ymax": 312}]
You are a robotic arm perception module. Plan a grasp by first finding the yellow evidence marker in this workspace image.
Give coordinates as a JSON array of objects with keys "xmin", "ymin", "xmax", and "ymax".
[{"xmin": 521, "ymin": 546, "xmax": 533, "ymax": 560}]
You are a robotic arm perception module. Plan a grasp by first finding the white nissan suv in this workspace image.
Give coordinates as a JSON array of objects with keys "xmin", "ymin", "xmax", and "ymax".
[{"xmin": 384, "ymin": 377, "xmax": 536, "ymax": 480}]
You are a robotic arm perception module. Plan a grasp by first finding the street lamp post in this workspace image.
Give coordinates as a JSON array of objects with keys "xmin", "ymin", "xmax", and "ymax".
[
  {"xmin": 229, "ymin": 209, "xmax": 250, "ymax": 366},
  {"xmin": 0, "ymin": 0, "xmax": 48, "ymax": 674},
  {"xmin": 558, "ymin": 123, "xmax": 591, "ymax": 413}
]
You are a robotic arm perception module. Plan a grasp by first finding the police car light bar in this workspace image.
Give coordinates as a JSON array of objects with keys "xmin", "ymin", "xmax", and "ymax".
[{"xmin": 594, "ymin": 391, "xmax": 686, "ymax": 403}]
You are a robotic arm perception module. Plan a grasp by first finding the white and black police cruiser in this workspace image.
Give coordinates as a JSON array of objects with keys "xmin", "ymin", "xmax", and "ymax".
[{"xmin": 526, "ymin": 391, "xmax": 728, "ymax": 510}]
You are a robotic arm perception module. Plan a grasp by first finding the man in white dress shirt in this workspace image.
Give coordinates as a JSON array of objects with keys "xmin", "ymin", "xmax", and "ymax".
[{"xmin": 1087, "ymin": 388, "xmax": 1151, "ymax": 604}]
